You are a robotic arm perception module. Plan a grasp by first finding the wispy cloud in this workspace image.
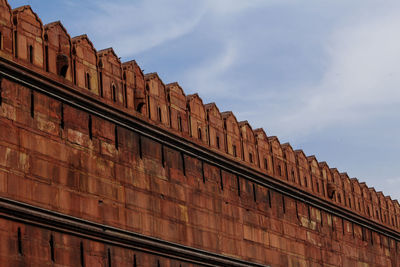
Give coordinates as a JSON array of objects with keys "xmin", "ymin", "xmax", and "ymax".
[
  {"xmin": 205, "ymin": 0, "xmax": 279, "ymax": 15},
  {"xmin": 275, "ymin": 5, "xmax": 400, "ymax": 136},
  {"xmin": 73, "ymin": 0, "xmax": 273, "ymax": 57},
  {"xmin": 183, "ymin": 41, "xmax": 238, "ymax": 97},
  {"xmin": 73, "ymin": 0, "xmax": 208, "ymax": 56}
]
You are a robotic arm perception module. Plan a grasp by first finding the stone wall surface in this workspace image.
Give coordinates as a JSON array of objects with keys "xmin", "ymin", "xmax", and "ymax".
[{"xmin": 0, "ymin": 0, "xmax": 398, "ymax": 266}]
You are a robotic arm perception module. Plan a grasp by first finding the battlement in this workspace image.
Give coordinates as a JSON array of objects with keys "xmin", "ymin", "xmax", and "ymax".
[
  {"xmin": 0, "ymin": 0, "xmax": 399, "ymax": 239},
  {"xmin": 0, "ymin": 1, "xmax": 399, "ymax": 266}
]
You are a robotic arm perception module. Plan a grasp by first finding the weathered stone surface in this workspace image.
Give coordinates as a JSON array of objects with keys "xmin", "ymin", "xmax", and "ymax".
[{"xmin": 0, "ymin": 0, "xmax": 398, "ymax": 266}]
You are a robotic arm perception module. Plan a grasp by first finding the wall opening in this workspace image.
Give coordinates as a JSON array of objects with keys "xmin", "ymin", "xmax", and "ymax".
[
  {"xmin": 147, "ymin": 95, "xmax": 151, "ymax": 118},
  {"xmin": 201, "ymin": 161, "xmax": 205, "ymax": 183},
  {"xmin": 86, "ymin": 72, "xmax": 91, "ymax": 90},
  {"xmin": 28, "ymin": 45, "xmax": 34, "ymax": 64},
  {"xmin": 80, "ymin": 241, "xmax": 85, "ymax": 267},
  {"xmin": 253, "ymin": 184, "xmax": 257, "ymax": 202},
  {"xmin": 60, "ymin": 103, "xmax": 64, "ymax": 129},
  {"xmin": 181, "ymin": 152, "xmax": 186, "ymax": 176},
  {"xmin": 114, "ymin": 125, "xmax": 119, "ymax": 150},
  {"xmin": 112, "ymin": 84, "xmax": 116, "ymax": 102},
  {"xmin": 124, "ymin": 84, "xmax": 128, "ymax": 108},
  {"xmin": 268, "ymin": 190, "xmax": 272, "ymax": 208},
  {"xmin": 88, "ymin": 115, "xmax": 93, "ymax": 140},
  {"xmin": 45, "ymin": 45, "xmax": 49, "ymax": 72},
  {"xmin": 99, "ymin": 72, "xmax": 103, "ymax": 97},
  {"xmin": 136, "ymin": 103, "xmax": 144, "ymax": 114},
  {"xmin": 13, "ymin": 30, "xmax": 18, "ymax": 58},
  {"xmin": 49, "ymin": 234, "xmax": 55, "ymax": 262},
  {"xmin": 237, "ymin": 176, "xmax": 241, "ymax": 196},
  {"xmin": 73, "ymin": 59, "xmax": 76, "ymax": 85},
  {"xmin": 60, "ymin": 65, "xmax": 68, "ymax": 78},
  {"xmin": 30, "ymin": 90, "xmax": 34, "ymax": 118},
  {"xmin": 17, "ymin": 227, "xmax": 22, "ymax": 255},
  {"xmin": 178, "ymin": 115, "xmax": 182, "ymax": 132},
  {"xmin": 107, "ymin": 248, "xmax": 112, "ymax": 267},
  {"xmin": 157, "ymin": 106, "xmax": 162, "ymax": 122},
  {"xmin": 219, "ymin": 169, "xmax": 224, "ymax": 191}
]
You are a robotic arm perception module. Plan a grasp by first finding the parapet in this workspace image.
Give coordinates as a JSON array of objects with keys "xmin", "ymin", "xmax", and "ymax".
[{"xmin": 0, "ymin": 1, "xmax": 399, "ymax": 234}]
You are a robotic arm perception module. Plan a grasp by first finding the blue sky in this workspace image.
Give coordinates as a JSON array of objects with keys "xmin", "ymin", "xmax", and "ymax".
[{"xmin": 9, "ymin": 0, "xmax": 400, "ymax": 201}]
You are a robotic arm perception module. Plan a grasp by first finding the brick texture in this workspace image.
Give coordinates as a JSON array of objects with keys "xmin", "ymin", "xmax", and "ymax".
[{"xmin": 0, "ymin": 1, "xmax": 398, "ymax": 266}]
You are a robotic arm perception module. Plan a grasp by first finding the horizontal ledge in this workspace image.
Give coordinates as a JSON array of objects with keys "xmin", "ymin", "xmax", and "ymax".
[
  {"xmin": 0, "ymin": 197, "xmax": 266, "ymax": 267},
  {"xmin": 0, "ymin": 57, "xmax": 399, "ymax": 244}
]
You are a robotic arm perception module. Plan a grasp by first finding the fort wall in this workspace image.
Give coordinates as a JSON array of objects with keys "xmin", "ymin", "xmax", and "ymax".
[{"xmin": 0, "ymin": 1, "xmax": 398, "ymax": 266}]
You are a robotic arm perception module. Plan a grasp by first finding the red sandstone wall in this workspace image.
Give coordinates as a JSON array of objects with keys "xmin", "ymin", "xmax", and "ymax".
[
  {"xmin": 0, "ymin": 0, "xmax": 399, "ymax": 266},
  {"xmin": 0, "ymin": 217, "xmax": 196, "ymax": 266}
]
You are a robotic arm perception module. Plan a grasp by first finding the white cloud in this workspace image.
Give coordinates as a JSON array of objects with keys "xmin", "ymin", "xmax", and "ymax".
[
  {"xmin": 78, "ymin": 0, "xmax": 208, "ymax": 56},
  {"xmin": 182, "ymin": 41, "xmax": 238, "ymax": 96},
  {"xmin": 276, "ymin": 5, "xmax": 400, "ymax": 136},
  {"xmin": 205, "ymin": 0, "xmax": 278, "ymax": 15},
  {"xmin": 387, "ymin": 177, "xmax": 400, "ymax": 185},
  {"xmin": 73, "ymin": 0, "xmax": 273, "ymax": 57},
  {"xmin": 382, "ymin": 177, "xmax": 400, "ymax": 201}
]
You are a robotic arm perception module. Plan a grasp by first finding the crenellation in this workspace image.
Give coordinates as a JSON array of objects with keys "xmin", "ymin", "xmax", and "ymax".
[
  {"xmin": 123, "ymin": 60, "xmax": 146, "ymax": 114},
  {"xmin": 268, "ymin": 136, "xmax": 286, "ymax": 181},
  {"xmin": 281, "ymin": 143, "xmax": 298, "ymax": 185},
  {"xmin": 394, "ymin": 200, "xmax": 400, "ymax": 230},
  {"xmin": 295, "ymin": 149, "xmax": 312, "ymax": 191},
  {"xmin": 12, "ymin": 6, "xmax": 44, "ymax": 69},
  {"xmin": 319, "ymin": 162, "xmax": 332, "ymax": 200},
  {"xmin": 166, "ymin": 82, "xmax": 187, "ymax": 137},
  {"xmin": 307, "ymin": 156, "xmax": 324, "ymax": 198},
  {"xmin": 369, "ymin": 188, "xmax": 381, "ymax": 222},
  {"xmin": 360, "ymin": 182, "xmax": 372, "ymax": 218},
  {"xmin": 254, "ymin": 128, "xmax": 273, "ymax": 176},
  {"xmin": 145, "ymin": 72, "xmax": 170, "ymax": 127},
  {"xmin": 0, "ymin": 0, "xmax": 13, "ymax": 59},
  {"xmin": 222, "ymin": 111, "xmax": 242, "ymax": 160},
  {"xmin": 0, "ymin": 0, "xmax": 398, "ymax": 265},
  {"xmin": 239, "ymin": 121, "xmax": 257, "ymax": 167},
  {"xmin": 377, "ymin": 191, "xmax": 388, "ymax": 225},
  {"xmin": 330, "ymin": 168, "xmax": 343, "ymax": 205},
  {"xmin": 97, "ymin": 48, "xmax": 123, "ymax": 105},
  {"xmin": 386, "ymin": 197, "xmax": 396, "ymax": 228},
  {"xmin": 204, "ymin": 102, "xmax": 225, "ymax": 152},
  {"xmin": 122, "ymin": 60, "xmax": 140, "ymax": 112},
  {"xmin": 186, "ymin": 93, "xmax": 207, "ymax": 144},
  {"xmin": 350, "ymin": 178, "xmax": 363, "ymax": 214},
  {"xmin": 44, "ymin": 21, "xmax": 72, "ymax": 81},
  {"xmin": 341, "ymin": 173, "xmax": 356, "ymax": 211},
  {"xmin": 71, "ymin": 34, "xmax": 99, "ymax": 94}
]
